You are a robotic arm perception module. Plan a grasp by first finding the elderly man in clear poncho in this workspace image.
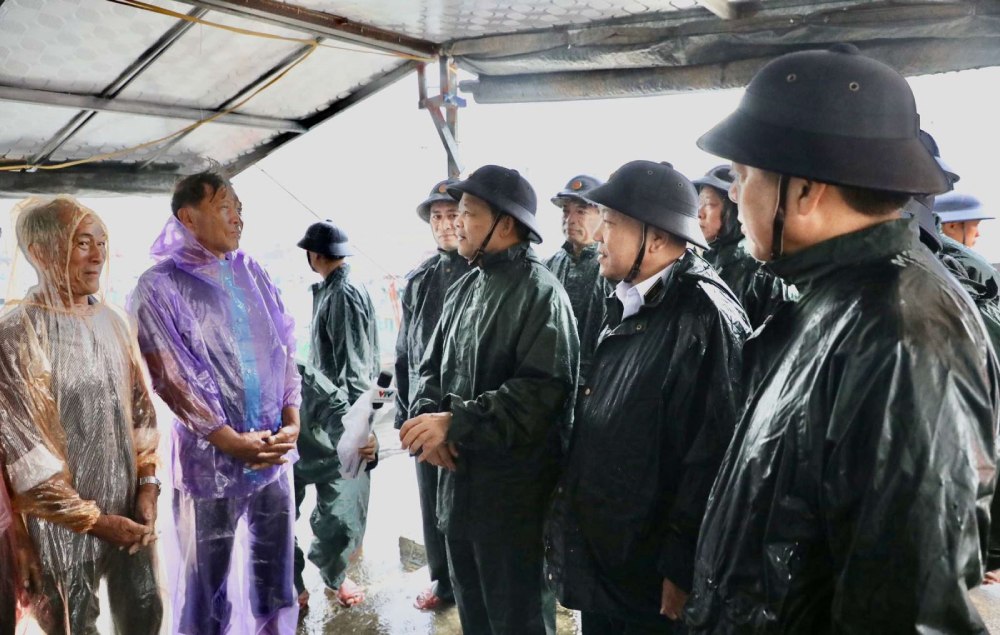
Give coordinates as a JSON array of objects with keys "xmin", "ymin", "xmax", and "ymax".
[
  {"xmin": 130, "ymin": 171, "xmax": 301, "ymax": 635},
  {"xmin": 0, "ymin": 197, "xmax": 163, "ymax": 634}
]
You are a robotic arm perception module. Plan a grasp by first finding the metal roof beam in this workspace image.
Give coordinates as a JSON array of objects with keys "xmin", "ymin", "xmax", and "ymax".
[
  {"xmin": 696, "ymin": 0, "xmax": 760, "ymax": 19},
  {"xmin": 0, "ymin": 85, "xmax": 306, "ymax": 132},
  {"xmin": 460, "ymin": 36, "xmax": 1000, "ymax": 103},
  {"xmin": 172, "ymin": 0, "xmax": 438, "ymax": 58},
  {"xmin": 222, "ymin": 60, "xmax": 419, "ymax": 177},
  {"xmin": 0, "ymin": 166, "xmax": 182, "ymax": 198},
  {"xmin": 28, "ymin": 6, "xmax": 209, "ymax": 165}
]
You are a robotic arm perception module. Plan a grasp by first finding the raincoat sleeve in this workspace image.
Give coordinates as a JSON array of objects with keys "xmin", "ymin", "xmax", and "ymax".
[
  {"xmin": 411, "ymin": 315, "xmax": 445, "ymax": 418},
  {"xmin": 657, "ymin": 308, "xmax": 745, "ymax": 592},
  {"xmin": 821, "ymin": 340, "xmax": 996, "ymax": 631},
  {"xmin": 124, "ymin": 317, "xmax": 159, "ymax": 473},
  {"xmin": 393, "ymin": 286, "xmax": 413, "ymax": 429},
  {"xmin": 0, "ymin": 318, "xmax": 100, "ymax": 533},
  {"xmin": 324, "ymin": 291, "xmax": 375, "ymax": 405},
  {"xmin": 255, "ymin": 263, "xmax": 302, "ymax": 411},
  {"xmin": 130, "ymin": 278, "xmax": 228, "ymax": 437},
  {"xmin": 443, "ymin": 289, "xmax": 579, "ymax": 452}
]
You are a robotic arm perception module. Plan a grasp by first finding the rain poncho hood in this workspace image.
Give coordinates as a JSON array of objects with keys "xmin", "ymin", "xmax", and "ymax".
[
  {"xmin": 686, "ymin": 218, "xmax": 999, "ymax": 633},
  {"xmin": 544, "ymin": 241, "xmax": 614, "ymax": 384},
  {"xmin": 0, "ymin": 197, "xmax": 162, "ymax": 633},
  {"xmin": 394, "ymin": 249, "xmax": 471, "ymax": 428},
  {"xmin": 546, "ymin": 251, "xmax": 750, "ymax": 626},
  {"xmin": 411, "ymin": 242, "xmax": 580, "ymax": 540},
  {"xmin": 131, "ymin": 216, "xmax": 301, "ymax": 499}
]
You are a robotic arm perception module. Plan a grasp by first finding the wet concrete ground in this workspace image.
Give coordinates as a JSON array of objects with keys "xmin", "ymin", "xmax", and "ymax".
[{"xmin": 294, "ymin": 411, "xmax": 581, "ymax": 634}]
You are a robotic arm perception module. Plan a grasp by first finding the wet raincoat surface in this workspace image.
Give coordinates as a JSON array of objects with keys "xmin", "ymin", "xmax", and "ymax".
[
  {"xmin": 394, "ymin": 249, "xmax": 471, "ymax": 428},
  {"xmin": 393, "ymin": 247, "xmax": 471, "ymax": 603},
  {"xmin": 411, "ymin": 242, "xmax": 578, "ymax": 634},
  {"xmin": 545, "ymin": 251, "xmax": 750, "ymax": 628},
  {"xmin": 545, "ymin": 242, "xmax": 614, "ymax": 384},
  {"xmin": 942, "ymin": 234, "xmax": 1000, "ymax": 295},
  {"xmin": 131, "ymin": 216, "xmax": 301, "ymax": 635},
  {"xmin": 703, "ymin": 208, "xmax": 792, "ymax": 329},
  {"xmin": 0, "ymin": 199, "xmax": 163, "ymax": 635},
  {"xmin": 411, "ymin": 242, "xmax": 579, "ymax": 540},
  {"xmin": 308, "ymin": 264, "xmax": 380, "ymax": 406},
  {"xmin": 0, "ymin": 482, "xmax": 13, "ymax": 635},
  {"xmin": 293, "ymin": 361, "xmax": 371, "ymax": 591},
  {"xmin": 686, "ymin": 219, "xmax": 999, "ymax": 634}
]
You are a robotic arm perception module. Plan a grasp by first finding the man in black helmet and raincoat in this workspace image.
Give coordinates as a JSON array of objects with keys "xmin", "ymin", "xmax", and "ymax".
[
  {"xmin": 685, "ymin": 45, "xmax": 999, "ymax": 633},
  {"xmin": 545, "ymin": 175, "xmax": 615, "ymax": 384},
  {"xmin": 545, "ymin": 161, "xmax": 750, "ymax": 634},
  {"xmin": 295, "ymin": 220, "xmax": 380, "ymax": 609},
  {"xmin": 394, "ymin": 178, "xmax": 471, "ymax": 610},
  {"xmin": 694, "ymin": 165, "xmax": 793, "ymax": 328},
  {"xmin": 401, "ymin": 165, "xmax": 579, "ymax": 635}
]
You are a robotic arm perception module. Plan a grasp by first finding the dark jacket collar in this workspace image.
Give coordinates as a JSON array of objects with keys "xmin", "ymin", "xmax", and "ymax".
[
  {"xmin": 478, "ymin": 242, "xmax": 533, "ymax": 271},
  {"xmin": 768, "ymin": 218, "xmax": 918, "ymax": 291},
  {"xmin": 560, "ymin": 241, "xmax": 600, "ymax": 261},
  {"xmin": 312, "ymin": 263, "xmax": 349, "ymax": 293}
]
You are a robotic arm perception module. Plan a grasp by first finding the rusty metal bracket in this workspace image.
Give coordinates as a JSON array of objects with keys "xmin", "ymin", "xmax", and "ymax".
[{"xmin": 418, "ymin": 57, "xmax": 465, "ymax": 179}]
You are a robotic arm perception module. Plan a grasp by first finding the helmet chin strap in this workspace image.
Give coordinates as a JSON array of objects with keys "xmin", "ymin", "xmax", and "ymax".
[
  {"xmin": 770, "ymin": 174, "xmax": 790, "ymax": 260},
  {"xmin": 469, "ymin": 212, "xmax": 504, "ymax": 266},
  {"xmin": 624, "ymin": 223, "xmax": 648, "ymax": 283}
]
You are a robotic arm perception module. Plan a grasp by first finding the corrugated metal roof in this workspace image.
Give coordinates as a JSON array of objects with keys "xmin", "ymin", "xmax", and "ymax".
[{"xmin": 0, "ymin": 0, "xmax": 998, "ymax": 196}]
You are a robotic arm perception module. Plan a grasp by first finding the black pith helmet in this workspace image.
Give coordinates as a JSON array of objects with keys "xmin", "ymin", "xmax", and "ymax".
[
  {"xmin": 297, "ymin": 220, "xmax": 353, "ymax": 258},
  {"xmin": 551, "ymin": 175, "xmax": 603, "ymax": 208},
  {"xmin": 694, "ymin": 165, "xmax": 741, "ymax": 247},
  {"xmin": 586, "ymin": 160, "xmax": 706, "ymax": 249},
  {"xmin": 448, "ymin": 165, "xmax": 542, "ymax": 243},
  {"xmin": 698, "ymin": 44, "xmax": 949, "ymax": 195},
  {"xmin": 934, "ymin": 192, "xmax": 994, "ymax": 224},
  {"xmin": 416, "ymin": 178, "xmax": 460, "ymax": 223}
]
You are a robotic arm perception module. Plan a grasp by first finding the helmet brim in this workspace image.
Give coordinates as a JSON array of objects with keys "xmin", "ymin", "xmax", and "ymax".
[{"xmin": 698, "ymin": 110, "xmax": 951, "ymax": 196}]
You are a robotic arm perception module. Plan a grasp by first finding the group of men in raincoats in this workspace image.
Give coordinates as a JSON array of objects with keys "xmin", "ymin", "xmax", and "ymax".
[
  {"xmin": 395, "ymin": 43, "xmax": 1000, "ymax": 635},
  {"xmin": 1, "ymin": 41, "xmax": 999, "ymax": 635}
]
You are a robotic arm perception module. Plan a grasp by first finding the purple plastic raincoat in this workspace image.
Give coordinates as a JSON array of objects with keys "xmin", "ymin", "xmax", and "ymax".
[{"xmin": 131, "ymin": 217, "xmax": 301, "ymax": 635}]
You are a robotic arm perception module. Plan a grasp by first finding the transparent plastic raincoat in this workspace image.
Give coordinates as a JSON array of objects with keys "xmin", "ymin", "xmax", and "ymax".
[
  {"xmin": 131, "ymin": 215, "xmax": 301, "ymax": 635},
  {"xmin": 0, "ymin": 197, "xmax": 163, "ymax": 634},
  {"xmin": 1, "ymin": 474, "xmax": 17, "ymax": 635}
]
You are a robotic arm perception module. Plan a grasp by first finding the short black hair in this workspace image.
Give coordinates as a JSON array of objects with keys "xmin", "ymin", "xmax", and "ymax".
[
  {"xmin": 512, "ymin": 218, "xmax": 532, "ymax": 242},
  {"xmin": 838, "ymin": 184, "xmax": 910, "ymax": 217},
  {"xmin": 171, "ymin": 170, "xmax": 231, "ymax": 217}
]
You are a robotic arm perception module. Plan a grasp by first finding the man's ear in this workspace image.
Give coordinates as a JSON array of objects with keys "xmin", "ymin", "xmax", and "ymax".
[
  {"xmin": 499, "ymin": 214, "xmax": 516, "ymax": 238},
  {"xmin": 27, "ymin": 242, "xmax": 46, "ymax": 268},
  {"xmin": 793, "ymin": 178, "xmax": 826, "ymax": 218},
  {"xmin": 176, "ymin": 206, "xmax": 196, "ymax": 230}
]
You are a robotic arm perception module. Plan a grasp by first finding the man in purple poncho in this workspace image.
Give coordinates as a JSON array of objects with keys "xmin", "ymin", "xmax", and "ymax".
[{"xmin": 131, "ymin": 171, "xmax": 302, "ymax": 635}]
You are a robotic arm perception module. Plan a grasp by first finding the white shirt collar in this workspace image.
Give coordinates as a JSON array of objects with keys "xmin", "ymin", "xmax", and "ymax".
[{"xmin": 614, "ymin": 262, "xmax": 674, "ymax": 320}]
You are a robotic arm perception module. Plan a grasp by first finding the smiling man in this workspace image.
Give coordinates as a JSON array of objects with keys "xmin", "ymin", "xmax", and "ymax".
[
  {"xmin": 685, "ymin": 45, "xmax": 998, "ymax": 633},
  {"xmin": 545, "ymin": 175, "xmax": 615, "ymax": 384},
  {"xmin": 0, "ymin": 197, "xmax": 162, "ymax": 634},
  {"xmin": 545, "ymin": 161, "xmax": 749, "ymax": 634},
  {"xmin": 400, "ymin": 165, "xmax": 579, "ymax": 635},
  {"xmin": 131, "ymin": 171, "xmax": 302, "ymax": 635},
  {"xmin": 394, "ymin": 178, "xmax": 471, "ymax": 611}
]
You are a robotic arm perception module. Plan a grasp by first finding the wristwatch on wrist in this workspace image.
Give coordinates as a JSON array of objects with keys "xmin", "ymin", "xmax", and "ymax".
[{"xmin": 138, "ymin": 475, "xmax": 161, "ymax": 493}]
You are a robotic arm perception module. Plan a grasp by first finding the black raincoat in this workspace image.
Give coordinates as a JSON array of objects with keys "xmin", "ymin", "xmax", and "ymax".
[
  {"xmin": 545, "ymin": 251, "xmax": 750, "ymax": 627},
  {"xmin": 686, "ymin": 219, "xmax": 999, "ymax": 634},
  {"xmin": 703, "ymin": 205, "xmax": 793, "ymax": 329},
  {"xmin": 545, "ymin": 242, "xmax": 615, "ymax": 383},
  {"xmin": 308, "ymin": 264, "xmax": 380, "ymax": 405},
  {"xmin": 411, "ymin": 242, "xmax": 579, "ymax": 540},
  {"xmin": 941, "ymin": 234, "xmax": 1000, "ymax": 295},
  {"xmin": 394, "ymin": 249, "xmax": 471, "ymax": 428}
]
